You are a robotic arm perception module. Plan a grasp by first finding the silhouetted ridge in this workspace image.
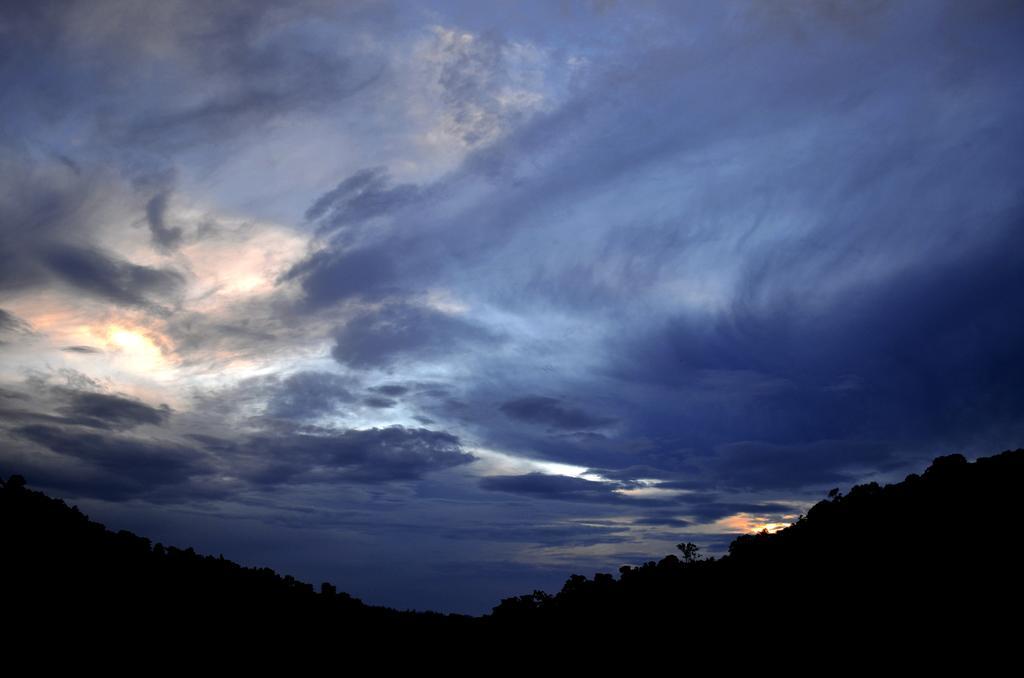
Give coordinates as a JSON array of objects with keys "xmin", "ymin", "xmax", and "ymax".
[
  {"xmin": 0, "ymin": 473, "xmax": 471, "ymax": 641},
  {"xmin": 4, "ymin": 448, "xmax": 1024, "ymax": 646},
  {"xmin": 486, "ymin": 449, "xmax": 1024, "ymax": 642}
]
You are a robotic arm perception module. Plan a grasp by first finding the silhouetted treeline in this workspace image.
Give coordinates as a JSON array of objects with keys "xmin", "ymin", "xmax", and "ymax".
[
  {"xmin": 485, "ymin": 449, "xmax": 1024, "ymax": 646},
  {"xmin": 4, "ymin": 449, "xmax": 1023, "ymax": 649},
  {"xmin": 0, "ymin": 473, "xmax": 473, "ymax": 645}
]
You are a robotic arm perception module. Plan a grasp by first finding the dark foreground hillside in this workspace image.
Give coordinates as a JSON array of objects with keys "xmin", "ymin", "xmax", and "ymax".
[
  {"xmin": 488, "ymin": 449, "xmax": 1024, "ymax": 641},
  {"xmin": 4, "ymin": 449, "xmax": 1023, "ymax": 648},
  {"xmin": 0, "ymin": 473, "xmax": 472, "ymax": 644}
]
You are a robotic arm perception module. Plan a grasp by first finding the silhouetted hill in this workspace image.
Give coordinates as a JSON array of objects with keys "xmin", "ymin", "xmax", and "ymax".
[
  {"xmin": 1, "ymin": 473, "xmax": 473, "ymax": 644},
  {"xmin": 5, "ymin": 449, "xmax": 1023, "ymax": 649},
  {"xmin": 486, "ymin": 449, "xmax": 1024, "ymax": 647}
]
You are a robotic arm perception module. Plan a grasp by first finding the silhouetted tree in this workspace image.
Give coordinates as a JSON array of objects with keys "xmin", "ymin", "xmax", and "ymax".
[{"xmin": 676, "ymin": 541, "xmax": 702, "ymax": 563}]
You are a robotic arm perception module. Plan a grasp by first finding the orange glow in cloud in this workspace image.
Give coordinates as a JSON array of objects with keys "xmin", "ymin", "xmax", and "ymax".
[
  {"xmin": 178, "ymin": 219, "xmax": 307, "ymax": 313},
  {"xmin": 717, "ymin": 513, "xmax": 794, "ymax": 535},
  {"xmin": 9, "ymin": 303, "xmax": 96, "ymax": 345},
  {"xmin": 108, "ymin": 327, "xmax": 154, "ymax": 351},
  {"xmin": 101, "ymin": 324, "xmax": 175, "ymax": 376},
  {"xmin": 12, "ymin": 301, "xmax": 174, "ymax": 374}
]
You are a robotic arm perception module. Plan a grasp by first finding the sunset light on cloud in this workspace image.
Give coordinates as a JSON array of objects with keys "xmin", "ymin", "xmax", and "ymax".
[{"xmin": 2, "ymin": 0, "xmax": 1023, "ymax": 614}]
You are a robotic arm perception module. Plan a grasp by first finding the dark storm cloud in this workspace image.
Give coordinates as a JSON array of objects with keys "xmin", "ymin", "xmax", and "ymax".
[
  {"xmin": 499, "ymin": 396, "xmax": 614, "ymax": 430},
  {"xmin": 40, "ymin": 244, "xmax": 184, "ymax": 306},
  {"xmin": 263, "ymin": 371, "xmax": 356, "ymax": 421},
  {"xmin": 0, "ymin": 380, "xmax": 171, "ymax": 433},
  {"xmin": 0, "ymin": 308, "xmax": 26, "ymax": 332},
  {"xmin": 369, "ymin": 384, "xmax": 409, "ymax": 397},
  {"xmin": 0, "ymin": 147, "xmax": 186, "ymax": 304},
  {"xmin": 2, "ymin": 374, "xmax": 473, "ymax": 499},
  {"xmin": 607, "ymin": 214, "xmax": 1024, "ymax": 477},
  {"xmin": 0, "ymin": 152, "xmax": 188, "ymax": 307},
  {"xmin": 146, "ymin": 190, "xmax": 183, "ymax": 251},
  {"xmin": 363, "ymin": 396, "xmax": 396, "ymax": 409},
  {"xmin": 55, "ymin": 391, "xmax": 172, "ymax": 431},
  {"xmin": 14, "ymin": 424, "xmax": 209, "ymax": 499},
  {"xmin": 283, "ymin": 246, "xmax": 399, "ymax": 307},
  {"xmin": 704, "ymin": 441, "xmax": 897, "ymax": 493},
  {"xmin": 0, "ymin": 308, "xmax": 32, "ymax": 343},
  {"xmin": 206, "ymin": 426, "xmax": 475, "ymax": 485},
  {"xmin": 0, "ymin": 157, "xmax": 184, "ymax": 303},
  {"xmin": 331, "ymin": 302, "xmax": 496, "ymax": 369},
  {"xmin": 305, "ymin": 167, "xmax": 422, "ymax": 239},
  {"xmin": 181, "ymin": 370, "xmax": 360, "ymax": 426}
]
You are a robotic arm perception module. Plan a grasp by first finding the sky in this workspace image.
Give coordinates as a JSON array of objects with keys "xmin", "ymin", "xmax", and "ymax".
[{"xmin": 2, "ymin": 0, "xmax": 1023, "ymax": 614}]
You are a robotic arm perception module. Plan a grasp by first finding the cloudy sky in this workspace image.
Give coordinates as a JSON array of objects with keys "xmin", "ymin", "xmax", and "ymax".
[{"xmin": 2, "ymin": 0, "xmax": 1023, "ymax": 613}]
